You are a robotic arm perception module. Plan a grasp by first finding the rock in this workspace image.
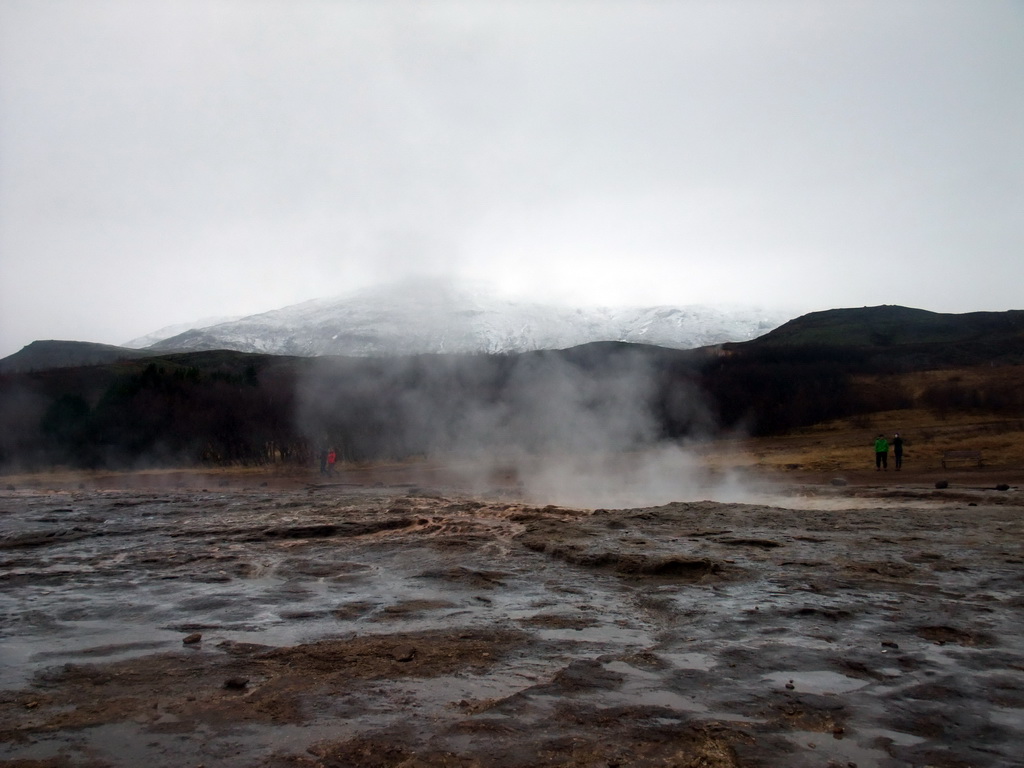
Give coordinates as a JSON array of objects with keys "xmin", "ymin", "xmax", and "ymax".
[
  {"xmin": 881, "ymin": 640, "xmax": 899, "ymax": 649},
  {"xmin": 830, "ymin": 478, "xmax": 848, "ymax": 486},
  {"xmin": 935, "ymin": 480, "xmax": 949, "ymax": 489},
  {"xmin": 223, "ymin": 677, "xmax": 249, "ymax": 690},
  {"xmin": 182, "ymin": 633, "xmax": 202, "ymax": 645},
  {"xmin": 5, "ymin": 484, "xmax": 14, "ymax": 491},
  {"xmin": 995, "ymin": 484, "xmax": 1010, "ymax": 491},
  {"xmin": 392, "ymin": 646, "xmax": 417, "ymax": 662}
]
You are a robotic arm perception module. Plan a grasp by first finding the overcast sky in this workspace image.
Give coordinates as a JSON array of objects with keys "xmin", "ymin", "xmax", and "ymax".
[{"xmin": 1, "ymin": 1, "xmax": 1022, "ymax": 357}]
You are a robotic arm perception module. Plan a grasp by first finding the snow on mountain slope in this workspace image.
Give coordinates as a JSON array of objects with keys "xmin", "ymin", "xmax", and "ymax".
[
  {"xmin": 144, "ymin": 281, "xmax": 791, "ymax": 356},
  {"xmin": 122, "ymin": 315, "xmax": 241, "ymax": 349}
]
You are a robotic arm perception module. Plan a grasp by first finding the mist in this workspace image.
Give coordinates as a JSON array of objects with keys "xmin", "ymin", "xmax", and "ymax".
[{"xmin": 294, "ymin": 342, "xmax": 753, "ymax": 508}]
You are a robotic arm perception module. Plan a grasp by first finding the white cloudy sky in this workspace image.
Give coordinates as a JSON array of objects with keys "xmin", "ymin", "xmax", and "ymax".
[{"xmin": 1, "ymin": 1, "xmax": 1022, "ymax": 357}]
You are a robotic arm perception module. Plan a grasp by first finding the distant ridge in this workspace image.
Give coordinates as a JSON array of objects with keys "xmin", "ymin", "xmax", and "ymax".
[
  {"xmin": 0, "ymin": 340, "xmax": 151, "ymax": 374},
  {"xmin": 744, "ymin": 305, "xmax": 1024, "ymax": 349},
  {"xmin": 8, "ymin": 302, "xmax": 1021, "ymax": 376}
]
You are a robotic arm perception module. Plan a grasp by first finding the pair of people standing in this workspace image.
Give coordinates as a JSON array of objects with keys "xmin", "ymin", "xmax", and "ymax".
[{"xmin": 874, "ymin": 433, "xmax": 904, "ymax": 470}]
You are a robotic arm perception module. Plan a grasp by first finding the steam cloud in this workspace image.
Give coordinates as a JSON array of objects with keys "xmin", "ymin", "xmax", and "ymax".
[{"xmin": 295, "ymin": 344, "xmax": 750, "ymax": 508}]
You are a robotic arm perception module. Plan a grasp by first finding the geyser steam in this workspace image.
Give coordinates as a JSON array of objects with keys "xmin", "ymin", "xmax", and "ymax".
[{"xmin": 296, "ymin": 342, "xmax": 742, "ymax": 507}]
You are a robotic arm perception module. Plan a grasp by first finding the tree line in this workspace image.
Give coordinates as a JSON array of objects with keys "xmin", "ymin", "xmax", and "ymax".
[{"xmin": 1, "ymin": 342, "xmax": 1018, "ymax": 471}]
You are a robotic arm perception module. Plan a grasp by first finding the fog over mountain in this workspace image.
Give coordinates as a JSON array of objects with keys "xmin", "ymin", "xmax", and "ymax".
[
  {"xmin": 123, "ymin": 315, "xmax": 241, "ymax": 350},
  {"xmin": 129, "ymin": 281, "xmax": 791, "ymax": 357}
]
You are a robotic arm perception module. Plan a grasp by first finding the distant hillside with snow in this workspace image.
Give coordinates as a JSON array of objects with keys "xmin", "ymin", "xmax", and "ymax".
[
  {"xmin": 122, "ymin": 315, "xmax": 240, "ymax": 349},
  {"xmin": 141, "ymin": 281, "xmax": 792, "ymax": 356}
]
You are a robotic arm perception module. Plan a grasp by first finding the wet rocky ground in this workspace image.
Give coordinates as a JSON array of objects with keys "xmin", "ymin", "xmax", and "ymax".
[{"xmin": 1, "ymin": 474, "xmax": 1022, "ymax": 767}]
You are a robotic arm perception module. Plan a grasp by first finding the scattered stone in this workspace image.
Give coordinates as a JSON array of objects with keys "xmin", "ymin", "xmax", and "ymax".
[
  {"xmin": 935, "ymin": 480, "xmax": 949, "ymax": 489},
  {"xmin": 392, "ymin": 646, "xmax": 417, "ymax": 662},
  {"xmin": 881, "ymin": 641, "xmax": 899, "ymax": 649},
  {"xmin": 223, "ymin": 677, "xmax": 249, "ymax": 690},
  {"xmin": 830, "ymin": 478, "xmax": 848, "ymax": 486},
  {"xmin": 785, "ymin": 680, "xmax": 795, "ymax": 690},
  {"xmin": 995, "ymin": 484, "xmax": 1010, "ymax": 491},
  {"xmin": 5, "ymin": 484, "xmax": 14, "ymax": 491},
  {"xmin": 183, "ymin": 633, "xmax": 202, "ymax": 645}
]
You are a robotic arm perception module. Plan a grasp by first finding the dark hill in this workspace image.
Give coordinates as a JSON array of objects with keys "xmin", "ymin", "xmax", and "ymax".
[
  {"xmin": 697, "ymin": 306, "xmax": 1024, "ymax": 435},
  {"xmin": 0, "ymin": 340, "xmax": 152, "ymax": 374},
  {"xmin": 743, "ymin": 305, "xmax": 1024, "ymax": 351}
]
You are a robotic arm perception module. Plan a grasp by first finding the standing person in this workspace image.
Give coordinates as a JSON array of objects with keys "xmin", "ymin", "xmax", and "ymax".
[
  {"xmin": 319, "ymin": 448, "xmax": 328, "ymax": 475},
  {"xmin": 892, "ymin": 433, "xmax": 904, "ymax": 470},
  {"xmin": 327, "ymin": 448, "xmax": 337, "ymax": 476},
  {"xmin": 874, "ymin": 434, "xmax": 889, "ymax": 470}
]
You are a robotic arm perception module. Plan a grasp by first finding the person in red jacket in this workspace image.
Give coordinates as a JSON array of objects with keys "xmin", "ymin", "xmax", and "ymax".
[{"xmin": 327, "ymin": 449, "xmax": 337, "ymax": 476}]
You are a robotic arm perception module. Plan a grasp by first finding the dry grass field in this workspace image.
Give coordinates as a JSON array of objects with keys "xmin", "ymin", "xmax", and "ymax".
[
  {"xmin": 697, "ymin": 364, "xmax": 1024, "ymax": 482},
  {"xmin": 705, "ymin": 410, "xmax": 1024, "ymax": 474}
]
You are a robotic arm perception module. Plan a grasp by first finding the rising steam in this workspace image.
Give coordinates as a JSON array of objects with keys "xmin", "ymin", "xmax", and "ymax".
[{"xmin": 295, "ymin": 341, "xmax": 757, "ymax": 508}]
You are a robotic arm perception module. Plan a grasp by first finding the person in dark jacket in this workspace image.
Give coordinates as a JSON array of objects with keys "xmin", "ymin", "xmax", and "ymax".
[{"xmin": 892, "ymin": 433, "xmax": 904, "ymax": 470}]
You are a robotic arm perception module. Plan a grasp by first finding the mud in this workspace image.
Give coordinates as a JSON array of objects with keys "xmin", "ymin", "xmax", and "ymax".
[{"xmin": 1, "ymin": 474, "xmax": 1022, "ymax": 767}]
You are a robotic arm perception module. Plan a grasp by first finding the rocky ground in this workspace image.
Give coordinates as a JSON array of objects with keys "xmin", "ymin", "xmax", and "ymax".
[{"xmin": 1, "ymin": 463, "xmax": 1022, "ymax": 767}]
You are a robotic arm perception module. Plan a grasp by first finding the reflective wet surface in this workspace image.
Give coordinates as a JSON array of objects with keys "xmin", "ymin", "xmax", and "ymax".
[{"xmin": 1, "ymin": 479, "xmax": 1023, "ymax": 766}]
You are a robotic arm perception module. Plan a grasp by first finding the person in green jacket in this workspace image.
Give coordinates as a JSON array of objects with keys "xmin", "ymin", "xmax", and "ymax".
[{"xmin": 874, "ymin": 434, "xmax": 889, "ymax": 470}]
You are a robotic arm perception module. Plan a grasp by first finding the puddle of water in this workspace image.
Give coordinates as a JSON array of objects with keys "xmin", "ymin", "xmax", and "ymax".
[
  {"xmin": 593, "ymin": 660, "xmax": 710, "ymax": 713},
  {"xmin": 660, "ymin": 651, "xmax": 717, "ymax": 671},
  {"xmin": 602, "ymin": 685, "xmax": 709, "ymax": 712},
  {"xmin": 533, "ymin": 625, "xmax": 652, "ymax": 646},
  {"xmin": 762, "ymin": 670, "xmax": 869, "ymax": 695},
  {"xmin": 0, "ymin": 625, "xmax": 186, "ymax": 689},
  {"xmin": 990, "ymin": 705, "xmax": 1024, "ymax": 731},
  {"xmin": 785, "ymin": 728, "xmax": 896, "ymax": 766}
]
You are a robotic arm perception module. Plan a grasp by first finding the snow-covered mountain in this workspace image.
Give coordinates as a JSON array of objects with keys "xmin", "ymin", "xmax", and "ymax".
[
  {"xmin": 138, "ymin": 281, "xmax": 792, "ymax": 356},
  {"xmin": 122, "ymin": 315, "xmax": 241, "ymax": 349}
]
